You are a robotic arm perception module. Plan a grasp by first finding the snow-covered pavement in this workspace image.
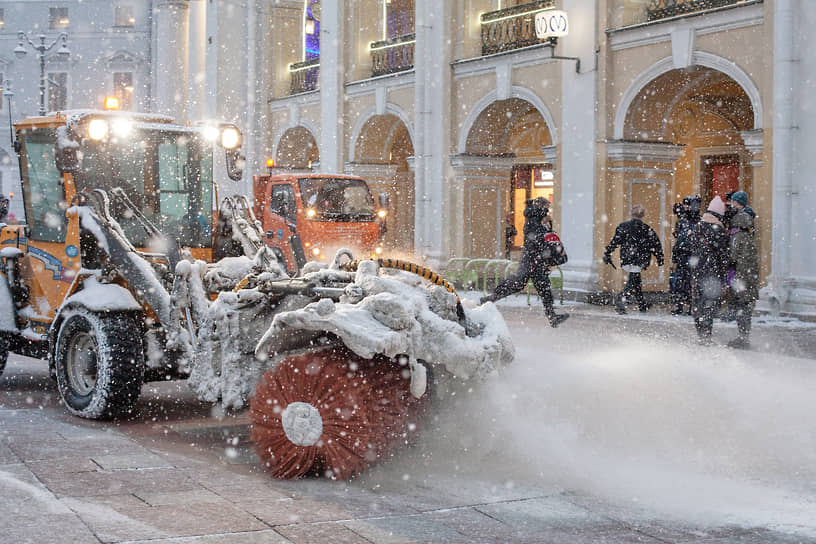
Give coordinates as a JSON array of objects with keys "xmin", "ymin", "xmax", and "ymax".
[{"xmin": 1, "ymin": 299, "xmax": 814, "ymax": 543}]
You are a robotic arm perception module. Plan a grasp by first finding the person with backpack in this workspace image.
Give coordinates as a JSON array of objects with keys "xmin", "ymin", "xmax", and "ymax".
[
  {"xmin": 603, "ymin": 205, "xmax": 664, "ymax": 314},
  {"xmin": 480, "ymin": 197, "xmax": 569, "ymax": 328}
]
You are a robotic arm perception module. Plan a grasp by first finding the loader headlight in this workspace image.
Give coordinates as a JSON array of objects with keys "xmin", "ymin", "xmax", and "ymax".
[
  {"xmin": 221, "ymin": 127, "xmax": 241, "ymax": 149},
  {"xmin": 375, "ymin": 246, "xmax": 383, "ymax": 255},
  {"xmin": 312, "ymin": 247, "xmax": 321, "ymax": 256},
  {"xmin": 202, "ymin": 125, "xmax": 220, "ymax": 142},
  {"xmin": 306, "ymin": 208, "xmax": 316, "ymax": 218},
  {"xmin": 377, "ymin": 209, "xmax": 387, "ymax": 219},
  {"xmin": 111, "ymin": 118, "xmax": 133, "ymax": 138},
  {"xmin": 88, "ymin": 119, "xmax": 109, "ymax": 141}
]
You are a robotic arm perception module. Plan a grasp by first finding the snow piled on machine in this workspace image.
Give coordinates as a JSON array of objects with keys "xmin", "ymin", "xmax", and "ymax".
[
  {"xmin": 257, "ymin": 260, "xmax": 514, "ymax": 389},
  {"xmin": 179, "ymin": 256, "xmax": 514, "ymax": 410}
]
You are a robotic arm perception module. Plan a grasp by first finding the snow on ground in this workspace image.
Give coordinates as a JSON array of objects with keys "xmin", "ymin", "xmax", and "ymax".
[{"xmin": 365, "ymin": 294, "xmax": 816, "ymax": 537}]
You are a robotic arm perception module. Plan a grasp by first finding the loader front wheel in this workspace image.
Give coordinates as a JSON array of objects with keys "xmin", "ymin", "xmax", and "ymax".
[
  {"xmin": 54, "ymin": 310, "xmax": 144, "ymax": 420},
  {"xmin": 250, "ymin": 344, "xmax": 426, "ymax": 480}
]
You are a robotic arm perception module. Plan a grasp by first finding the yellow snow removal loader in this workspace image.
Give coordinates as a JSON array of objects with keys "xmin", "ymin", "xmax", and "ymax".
[{"xmin": 0, "ymin": 109, "xmax": 513, "ymax": 479}]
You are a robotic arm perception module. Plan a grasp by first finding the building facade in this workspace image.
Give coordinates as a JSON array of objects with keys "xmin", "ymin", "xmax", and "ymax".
[{"xmin": 3, "ymin": 0, "xmax": 814, "ymax": 315}]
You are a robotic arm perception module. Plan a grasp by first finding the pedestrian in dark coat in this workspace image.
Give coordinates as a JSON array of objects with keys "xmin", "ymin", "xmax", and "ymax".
[
  {"xmin": 480, "ymin": 197, "xmax": 569, "ymax": 327},
  {"xmin": 726, "ymin": 211, "xmax": 759, "ymax": 349},
  {"xmin": 671, "ymin": 196, "xmax": 700, "ymax": 315},
  {"xmin": 603, "ymin": 205, "xmax": 664, "ymax": 314},
  {"xmin": 689, "ymin": 196, "xmax": 730, "ymax": 344}
]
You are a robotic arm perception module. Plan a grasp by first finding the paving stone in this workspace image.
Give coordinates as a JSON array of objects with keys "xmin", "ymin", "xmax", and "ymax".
[
  {"xmin": 5, "ymin": 435, "xmax": 136, "ymax": 461},
  {"xmin": 424, "ymin": 507, "xmax": 544, "ymax": 544},
  {"xmin": 344, "ymin": 514, "xmax": 469, "ymax": 544},
  {"xmin": 91, "ymin": 451, "xmax": 175, "ymax": 471},
  {"xmin": 38, "ymin": 467, "xmax": 202, "ymax": 498},
  {"xmin": 27, "ymin": 457, "xmax": 101, "ymax": 478},
  {"xmin": 0, "ymin": 464, "xmax": 74, "ymax": 516},
  {"xmin": 126, "ymin": 530, "xmax": 294, "ymax": 544},
  {"xmin": 277, "ymin": 521, "xmax": 374, "ymax": 544},
  {"xmin": 475, "ymin": 495, "xmax": 616, "ymax": 532},
  {"xmin": 1, "ymin": 513, "xmax": 101, "ymax": 544},
  {"xmin": 0, "ymin": 441, "xmax": 21, "ymax": 464},
  {"xmin": 207, "ymin": 481, "xmax": 293, "ymax": 503},
  {"xmin": 134, "ymin": 488, "xmax": 229, "ymax": 506},
  {"xmin": 238, "ymin": 498, "xmax": 353, "ymax": 525},
  {"xmin": 62, "ymin": 496, "xmax": 269, "ymax": 543}
]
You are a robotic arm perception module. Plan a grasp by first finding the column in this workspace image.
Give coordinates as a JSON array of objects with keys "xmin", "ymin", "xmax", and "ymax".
[
  {"xmin": 187, "ymin": 0, "xmax": 207, "ymax": 122},
  {"xmin": 152, "ymin": 0, "xmax": 190, "ymax": 122},
  {"xmin": 319, "ymin": 2, "xmax": 344, "ymax": 173},
  {"xmin": 559, "ymin": 0, "xmax": 598, "ymax": 290},
  {"xmin": 414, "ymin": 0, "xmax": 452, "ymax": 264}
]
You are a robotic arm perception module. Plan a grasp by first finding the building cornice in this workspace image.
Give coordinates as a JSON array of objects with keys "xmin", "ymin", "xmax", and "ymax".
[
  {"xmin": 607, "ymin": 1, "xmax": 764, "ymax": 51},
  {"xmin": 345, "ymin": 70, "xmax": 415, "ymax": 98},
  {"xmin": 606, "ymin": 140, "xmax": 685, "ymax": 163}
]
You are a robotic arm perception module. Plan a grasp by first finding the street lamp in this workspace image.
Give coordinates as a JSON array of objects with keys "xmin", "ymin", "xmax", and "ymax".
[{"xmin": 14, "ymin": 31, "xmax": 70, "ymax": 116}]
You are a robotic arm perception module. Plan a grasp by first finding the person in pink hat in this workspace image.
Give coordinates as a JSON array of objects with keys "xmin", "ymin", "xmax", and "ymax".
[{"xmin": 688, "ymin": 195, "xmax": 730, "ymax": 345}]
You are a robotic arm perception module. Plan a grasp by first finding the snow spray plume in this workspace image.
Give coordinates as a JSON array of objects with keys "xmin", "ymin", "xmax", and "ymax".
[{"xmin": 361, "ymin": 329, "xmax": 816, "ymax": 536}]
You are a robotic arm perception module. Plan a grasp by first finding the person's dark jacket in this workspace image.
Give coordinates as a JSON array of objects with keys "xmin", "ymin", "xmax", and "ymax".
[
  {"xmin": 520, "ymin": 205, "xmax": 567, "ymax": 271},
  {"xmin": 604, "ymin": 218, "xmax": 664, "ymax": 269},
  {"xmin": 672, "ymin": 213, "xmax": 699, "ymax": 264},
  {"xmin": 728, "ymin": 212, "xmax": 759, "ymax": 303},
  {"xmin": 689, "ymin": 216, "xmax": 729, "ymax": 285}
]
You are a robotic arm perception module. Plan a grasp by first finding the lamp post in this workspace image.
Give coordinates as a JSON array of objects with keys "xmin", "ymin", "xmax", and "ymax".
[{"xmin": 13, "ymin": 32, "xmax": 70, "ymax": 116}]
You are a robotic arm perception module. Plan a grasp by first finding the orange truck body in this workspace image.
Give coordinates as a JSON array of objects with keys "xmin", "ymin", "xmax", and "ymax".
[{"xmin": 253, "ymin": 173, "xmax": 384, "ymax": 271}]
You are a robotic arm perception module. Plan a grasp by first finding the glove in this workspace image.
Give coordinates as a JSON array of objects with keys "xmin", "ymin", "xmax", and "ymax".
[{"xmin": 603, "ymin": 254, "xmax": 612, "ymax": 266}]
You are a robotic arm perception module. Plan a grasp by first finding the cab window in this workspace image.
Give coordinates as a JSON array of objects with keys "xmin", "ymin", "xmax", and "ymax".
[
  {"xmin": 270, "ymin": 185, "xmax": 296, "ymax": 224},
  {"xmin": 20, "ymin": 128, "xmax": 67, "ymax": 242}
]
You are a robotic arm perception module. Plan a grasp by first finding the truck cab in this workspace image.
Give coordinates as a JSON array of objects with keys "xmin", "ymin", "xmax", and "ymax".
[{"xmin": 253, "ymin": 173, "xmax": 386, "ymax": 272}]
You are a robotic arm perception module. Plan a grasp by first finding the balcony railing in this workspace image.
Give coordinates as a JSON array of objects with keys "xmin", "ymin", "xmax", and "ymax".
[
  {"xmin": 370, "ymin": 33, "xmax": 415, "ymax": 77},
  {"xmin": 289, "ymin": 57, "xmax": 319, "ymax": 95},
  {"xmin": 480, "ymin": 0, "xmax": 555, "ymax": 56},
  {"xmin": 647, "ymin": 0, "xmax": 747, "ymax": 22}
]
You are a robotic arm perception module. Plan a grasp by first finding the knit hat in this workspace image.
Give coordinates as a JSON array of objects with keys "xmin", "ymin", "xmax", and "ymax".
[
  {"xmin": 707, "ymin": 196, "xmax": 725, "ymax": 216},
  {"xmin": 729, "ymin": 190, "xmax": 748, "ymax": 207}
]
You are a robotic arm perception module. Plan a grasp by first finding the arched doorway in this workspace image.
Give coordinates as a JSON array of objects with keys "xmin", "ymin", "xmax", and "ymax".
[
  {"xmin": 463, "ymin": 97, "xmax": 552, "ymax": 259},
  {"xmin": 275, "ymin": 126, "xmax": 319, "ymax": 170},
  {"xmin": 351, "ymin": 114, "xmax": 414, "ymax": 254},
  {"xmin": 609, "ymin": 65, "xmax": 757, "ymax": 292},
  {"xmin": 624, "ymin": 66, "xmax": 755, "ymax": 203}
]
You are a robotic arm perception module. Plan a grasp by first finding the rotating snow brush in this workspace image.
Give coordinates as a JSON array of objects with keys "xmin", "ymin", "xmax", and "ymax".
[{"xmin": 250, "ymin": 344, "xmax": 426, "ymax": 479}]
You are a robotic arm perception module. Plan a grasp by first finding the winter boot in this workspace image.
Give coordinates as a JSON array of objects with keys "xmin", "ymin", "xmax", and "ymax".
[
  {"xmin": 638, "ymin": 302, "xmax": 652, "ymax": 313},
  {"xmin": 549, "ymin": 313, "xmax": 570, "ymax": 328},
  {"xmin": 727, "ymin": 337, "xmax": 750, "ymax": 350},
  {"xmin": 479, "ymin": 293, "xmax": 498, "ymax": 305},
  {"xmin": 670, "ymin": 304, "xmax": 684, "ymax": 316}
]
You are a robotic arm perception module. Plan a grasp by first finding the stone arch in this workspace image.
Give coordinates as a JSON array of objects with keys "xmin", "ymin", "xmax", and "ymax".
[
  {"xmin": 458, "ymin": 86, "xmax": 557, "ymax": 154},
  {"xmin": 348, "ymin": 104, "xmax": 414, "ymax": 163},
  {"xmin": 350, "ymin": 111, "xmax": 415, "ymax": 253},
  {"xmin": 274, "ymin": 125, "xmax": 319, "ymax": 169},
  {"xmin": 614, "ymin": 52, "xmax": 762, "ymax": 140}
]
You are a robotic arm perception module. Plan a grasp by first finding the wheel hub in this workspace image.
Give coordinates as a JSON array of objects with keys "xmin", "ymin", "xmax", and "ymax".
[
  {"xmin": 66, "ymin": 332, "xmax": 97, "ymax": 396},
  {"xmin": 281, "ymin": 402, "xmax": 323, "ymax": 446}
]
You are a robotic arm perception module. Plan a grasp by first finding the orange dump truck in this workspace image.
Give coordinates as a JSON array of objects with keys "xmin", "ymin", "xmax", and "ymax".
[{"xmin": 253, "ymin": 173, "xmax": 387, "ymax": 272}]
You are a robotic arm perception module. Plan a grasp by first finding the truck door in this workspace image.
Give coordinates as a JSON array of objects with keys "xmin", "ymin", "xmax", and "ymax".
[
  {"xmin": 17, "ymin": 126, "xmax": 80, "ymax": 323},
  {"xmin": 264, "ymin": 184, "xmax": 298, "ymax": 270}
]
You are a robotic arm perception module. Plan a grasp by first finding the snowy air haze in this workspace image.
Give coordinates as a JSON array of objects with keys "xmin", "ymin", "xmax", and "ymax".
[{"xmin": 361, "ymin": 304, "xmax": 816, "ymax": 538}]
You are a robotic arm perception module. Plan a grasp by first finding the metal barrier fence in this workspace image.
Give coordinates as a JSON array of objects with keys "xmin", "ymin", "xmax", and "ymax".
[{"xmin": 441, "ymin": 258, "xmax": 563, "ymax": 305}]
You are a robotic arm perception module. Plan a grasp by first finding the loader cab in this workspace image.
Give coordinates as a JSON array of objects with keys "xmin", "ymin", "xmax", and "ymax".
[{"xmin": 254, "ymin": 173, "xmax": 385, "ymax": 272}]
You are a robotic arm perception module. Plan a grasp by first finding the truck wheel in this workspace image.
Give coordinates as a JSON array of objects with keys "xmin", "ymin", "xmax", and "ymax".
[
  {"xmin": 54, "ymin": 310, "xmax": 144, "ymax": 419},
  {"xmin": 250, "ymin": 344, "xmax": 426, "ymax": 479}
]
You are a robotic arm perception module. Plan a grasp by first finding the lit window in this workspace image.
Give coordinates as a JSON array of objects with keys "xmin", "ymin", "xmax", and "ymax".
[
  {"xmin": 50, "ymin": 7, "xmax": 69, "ymax": 29},
  {"xmin": 0, "ymin": 74, "xmax": 4, "ymax": 111},
  {"xmin": 113, "ymin": 72, "xmax": 133, "ymax": 110},
  {"xmin": 115, "ymin": 5, "xmax": 135, "ymax": 27},
  {"xmin": 0, "ymin": 9, "xmax": 5, "ymax": 30}
]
